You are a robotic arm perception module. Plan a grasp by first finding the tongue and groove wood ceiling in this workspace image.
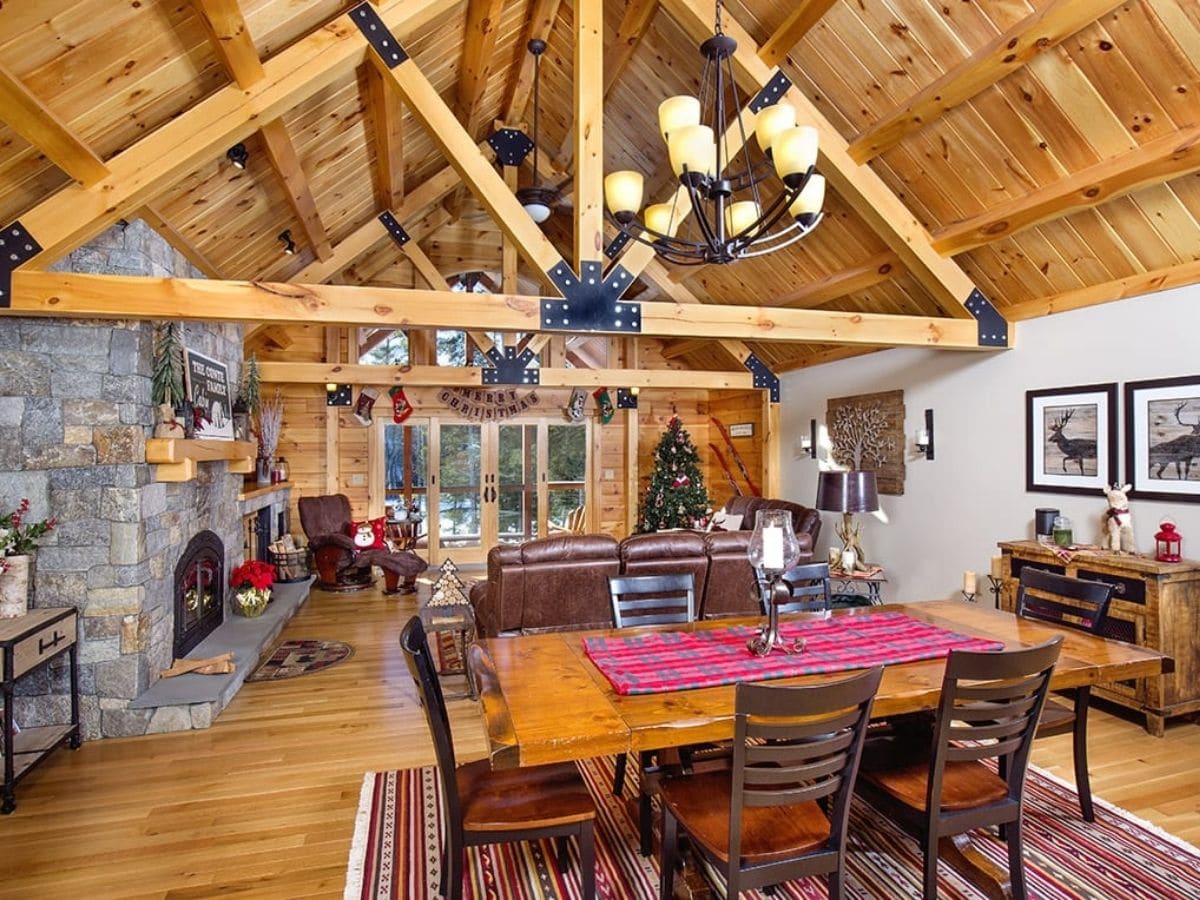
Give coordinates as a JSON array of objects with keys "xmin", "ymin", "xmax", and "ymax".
[{"xmin": 1, "ymin": 0, "xmax": 1198, "ymax": 371}]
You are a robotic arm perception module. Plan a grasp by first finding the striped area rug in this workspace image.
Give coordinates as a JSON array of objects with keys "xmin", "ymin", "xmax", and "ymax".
[{"xmin": 345, "ymin": 755, "xmax": 1200, "ymax": 899}]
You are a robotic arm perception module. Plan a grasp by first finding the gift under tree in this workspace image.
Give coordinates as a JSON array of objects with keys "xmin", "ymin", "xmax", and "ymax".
[{"xmin": 639, "ymin": 415, "xmax": 712, "ymax": 532}]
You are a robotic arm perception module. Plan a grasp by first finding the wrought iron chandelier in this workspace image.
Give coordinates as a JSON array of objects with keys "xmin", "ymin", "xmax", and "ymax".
[
  {"xmin": 516, "ymin": 39, "xmax": 557, "ymax": 224},
  {"xmin": 603, "ymin": 0, "xmax": 825, "ymax": 265}
]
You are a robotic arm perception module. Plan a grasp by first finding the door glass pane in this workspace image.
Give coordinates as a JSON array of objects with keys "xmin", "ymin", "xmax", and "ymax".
[
  {"xmin": 384, "ymin": 423, "xmax": 429, "ymax": 523},
  {"xmin": 547, "ymin": 424, "xmax": 586, "ymax": 531},
  {"xmin": 438, "ymin": 424, "xmax": 481, "ymax": 550},
  {"xmin": 498, "ymin": 424, "xmax": 537, "ymax": 544}
]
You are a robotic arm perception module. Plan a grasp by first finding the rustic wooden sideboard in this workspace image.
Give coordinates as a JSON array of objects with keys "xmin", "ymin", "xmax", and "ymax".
[{"xmin": 997, "ymin": 540, "xmax": 1200, "ymax": 736}]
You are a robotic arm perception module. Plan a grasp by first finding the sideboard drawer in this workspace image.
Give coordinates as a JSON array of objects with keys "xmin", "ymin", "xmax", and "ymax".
[
  {"xmin": 1076, "ymin": 568, "xmax": 1146, "ymax": 605},
  {"xmin": 12, "ymin": 613, "xmax": 76, "ymax": 680}
]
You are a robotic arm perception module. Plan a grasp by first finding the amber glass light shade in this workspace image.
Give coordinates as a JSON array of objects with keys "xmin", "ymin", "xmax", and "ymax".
[
  {"xmin": 772, "ymin": 125, "xmax": 819, "ymax": 181},
  {"xmin": 668, "ymin": 125, "xmax": 715, "ymax": 178},
  {"xmin": 604, "ymin": 171, "xmax": 644, "ymax": 218},
  {"xmin": 754, "ymin": 104, "xmax": 796, "ymax": 153},
  {"xmin": 658, "ymin": 95, "xmax": 701, "ymax": 143},
  {"xmin": 789, "ymin": 174, "xmax": 826, "ymax": 220},
  {"xmin": 645, "ymin": 203, "xmax": 680, "ymax": 237}
]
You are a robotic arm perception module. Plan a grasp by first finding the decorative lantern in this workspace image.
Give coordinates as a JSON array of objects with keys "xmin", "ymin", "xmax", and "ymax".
[{"xmin": 1155, "ymin": 519, "xmax": 1182, "ymax": 563}]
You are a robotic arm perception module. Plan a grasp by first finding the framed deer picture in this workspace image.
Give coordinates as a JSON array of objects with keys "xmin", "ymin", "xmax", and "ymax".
[
  {"xmin": 1124, "ymin": 375, "xmax": 1200, "ymax": 502},
  {"xmin": 1026, "ymin": 383, "xmax": 1117, "ymax": 495}
]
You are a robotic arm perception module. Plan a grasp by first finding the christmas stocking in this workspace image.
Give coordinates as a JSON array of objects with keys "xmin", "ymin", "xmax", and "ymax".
[
  {"xmin": 389, "ymin": 386, "xmax": 413, "ymax": 423},
  {"xmin": 353, "ymin": 386, "xmax": 379, "ymax": 426},
  {"xmin": 593, "ymin": 387, "xmax": 614, "ymax": 425},
  {"xmin": 565, "ymin": 387, "xmax": 586, "ymax": 422}
]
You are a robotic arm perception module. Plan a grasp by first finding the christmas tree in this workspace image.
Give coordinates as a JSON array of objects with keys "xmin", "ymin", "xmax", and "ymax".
[
  {"xmin": 639, "ymin": 415, "xmax": 712, "ymax": 532},
  {"xmin": 427, "ymin": 559, "xmax": 470, "ymax": 607}
]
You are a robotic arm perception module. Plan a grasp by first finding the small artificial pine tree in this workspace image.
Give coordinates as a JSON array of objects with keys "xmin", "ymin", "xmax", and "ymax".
[
  {"xmin": 151, "ymin": 321, "xmax": 185, "ymax": 408},
  {"xmin": 639, "ymin": 414, "xmax": 712, "ymax": 532}
]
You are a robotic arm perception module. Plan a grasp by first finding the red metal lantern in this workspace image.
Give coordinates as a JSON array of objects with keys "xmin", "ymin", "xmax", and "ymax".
[{"xmin": 1155, "ymin": 519, "xmax": 1182, "ymax": 563}]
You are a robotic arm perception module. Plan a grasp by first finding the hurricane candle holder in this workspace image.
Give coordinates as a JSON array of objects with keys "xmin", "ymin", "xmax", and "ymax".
[{"xmin": 746, "ymin": 509, "xmax": 805, "ymax": 656}]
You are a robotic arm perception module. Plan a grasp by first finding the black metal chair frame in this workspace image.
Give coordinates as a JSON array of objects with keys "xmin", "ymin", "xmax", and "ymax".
[
  {"xmin": 757, "ymin": 561, "xmax": 833, "ymax": 615},
  {"xmin": 1016, "ymin": 568, "xmax": 1114, "ymax": 821},
  {"xmin": 400, "ymin": 616, "xmax": 596, "ymax": 900},
  {"xmin": 856, "ymin": 637, "xmax": 1063, "ymax": 900},
  {"xmin": 659, "ymin": 667, "xmax": 884, "ymax": 899}
]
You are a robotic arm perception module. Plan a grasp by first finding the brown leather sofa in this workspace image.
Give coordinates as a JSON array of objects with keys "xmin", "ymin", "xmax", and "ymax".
[
  {"xmin": 721, "ymin": 496, "xmax": 822, "ymax": 544},
  {"xmin": 469, "ymin": 501, "xmax": 819, "ymax": 636}
]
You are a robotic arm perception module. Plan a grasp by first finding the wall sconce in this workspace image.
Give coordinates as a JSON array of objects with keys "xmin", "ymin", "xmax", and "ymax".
[
  {"xmin": 278, "ymin": 229, "xmax": 297, "ymax": 255},
  {"xmin": 799, "ymin": 418, "xmax": 817, "ymax": 459},
  {"xmin": 616, "ymin": 387, "xmax": 639, "ymax": 409},
  {"xmin": 915, "ymin": 408, "xmax": 934, "ymax": 460},
  {"xmin": 325, "ymin": 383, "xmax": 352, "ymax": 406},
  {"xmin": 226, "ymin": 142, "xmax": 249, "ymax": 169}
]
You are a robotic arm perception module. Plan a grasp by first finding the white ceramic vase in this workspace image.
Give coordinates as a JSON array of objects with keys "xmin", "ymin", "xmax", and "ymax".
[{"xmin": 0, "ymin": 555, "xmax": 31, "ymax": 618}]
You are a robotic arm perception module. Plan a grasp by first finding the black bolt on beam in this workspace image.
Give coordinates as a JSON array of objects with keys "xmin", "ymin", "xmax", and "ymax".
[
  {"xmin": 743, "ymin": 352, "xmax": 780, "ymax": 403},
  {"xmin": 351, "ymin": 3, "xmax": 408, "ymax": 68},
  {"xmin": 326, "ymin": 384, "xmax": 353, "ymax": 406},
  {"xmin": 378, "ymin": 211, "xmax": 410, "ymax": 247},
  {"xmin": 481, "ymin": 345, "xmax": 539, "ymax": 385},
  {"xmin": 964, "ymin": 288, "xmax": 1008, "ymax": 347},
  {"xmin": 616, "ymin": 389, "xmax": 639, "ymax": 409},
  {"xmin": 540, "ymin": 260, "xmax": 641, "ymax": 333},
  {"xmin": 0, "ymin": 221, "xmax": 41, "ymax": 309},
  {"xmin": 749, "ymin": 70, "xmax": 793, "ymax": 114},
  {"xmin": 488, "ymin": 129, "xmax": 535, "ymax": 167}
]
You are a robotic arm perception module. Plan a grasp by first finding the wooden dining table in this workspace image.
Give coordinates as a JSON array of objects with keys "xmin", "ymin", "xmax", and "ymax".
[{"xmin": 466, "ymin": 600, "xmax": 1169, "ymax": 898}]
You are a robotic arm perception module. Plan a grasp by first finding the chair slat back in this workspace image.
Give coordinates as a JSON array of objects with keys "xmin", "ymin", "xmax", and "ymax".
[
  {"xmin": 728, "ymin": 667, "xmax": 883, "ymax": 865},
  {"xmin": 608, "ymin": 573, "xmax": 695, "ymax": 628},
  {"xmin": 759, "ymin": 562, "xmax": 832, "ymax": 614},
  {"xmin": 1017, "ymin": 568, "xmax": 1113, "ymax": 634},
  {"xmin": 929, "ymin": 638, "xmax": 1062, "ymax": 801},
  {"xmin": 400, "ymin": 616, "xmax": 462, "ymax": 821}
]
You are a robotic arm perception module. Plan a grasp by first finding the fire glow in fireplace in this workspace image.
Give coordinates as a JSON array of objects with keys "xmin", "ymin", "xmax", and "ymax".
[{"xmin": 174, "ymin": 531, "xmax": 225, "ymax": 658}]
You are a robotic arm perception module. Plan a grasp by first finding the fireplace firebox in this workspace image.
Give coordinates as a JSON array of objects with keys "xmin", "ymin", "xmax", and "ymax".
[{"xmin": 174, "ymin": 531, "xmax": 225, "ymax": 659}]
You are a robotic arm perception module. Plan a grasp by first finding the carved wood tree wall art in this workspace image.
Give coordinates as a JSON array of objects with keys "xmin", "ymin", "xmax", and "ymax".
[{"xmin": 827, "ymin": 389, "xmax": 906, "ymax": 495}]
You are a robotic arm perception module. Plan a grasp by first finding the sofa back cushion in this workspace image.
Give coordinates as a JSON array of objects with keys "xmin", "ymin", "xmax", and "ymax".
[
  {"xmin": 486, "ymin": 535, "xmax": 620, "ymax": 634},
  {"xmin": 618, "ymin": 532, "xmax": 709, "ymax": 613},
  {"xmin": 700, "ymin": 531, "xmax": 760, "ymax": 618}
]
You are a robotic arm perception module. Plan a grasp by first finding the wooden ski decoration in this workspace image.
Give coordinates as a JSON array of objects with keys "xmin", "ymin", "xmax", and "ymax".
[
  {"xmin": 708, "ymin": 442, "xmax": 743, "ymax": 496},
  {"xmin": 711, "ymin": 416, "xmax": 761, "ymax": 497}
]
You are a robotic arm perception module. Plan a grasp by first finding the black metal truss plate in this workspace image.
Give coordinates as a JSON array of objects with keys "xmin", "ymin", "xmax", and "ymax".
[
  {"xmin": 351, "ymin": 3, "xmax": 408, "ymax": 68},
  {"xmin": 0, "ymin": 220, "xmax": 41, "ymax": 309},
  {"xmin": 749, "ymin": 70, "xmax": 793, "ymax": 114},
  {"xmin": 964, "ymin": 288, "xmax": 1009, "ymax": 347},
  {"xmin": 378, "ymin": 211, "xmax": 410, "ymax": 247},
  {"xmin": 326, "ymin": 384, "xmax": 353, "ymax": 407},
  {"xmin": 743, "ymin": 352, "xmax": 780, "ymax": 403},
  {"xmin": 616, "ymin": 389, "xmax": 638, "ymax": 409},
  {"xmin": 488, "ymin": 129, "xmax": 535, "ymax": 167},
  {"xmin": 604, "ymin": 231, "xmax": 631, "ymax": 260},
  {"xmin": 540, "ymin": 261, "xmax": 641, "ymax": 332},
  {"xmin": 481, "ymin": 346, "xmax": 539, "ymax": 385}
]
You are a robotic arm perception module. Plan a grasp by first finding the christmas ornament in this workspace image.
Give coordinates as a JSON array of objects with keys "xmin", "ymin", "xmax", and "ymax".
[
  {"xmin": 353, "ymin": 386, "xmax": 379, "ymax": 426},
  {"xmin": 672, "ymin": 474, "xmax": 690, "ymax": 488},
  {"xmin": 593, "ymin": 387, "xmax": 614, "ymax": 425},
  {"xmin": 389, "ymin": 386, "xmax": 413, "ymax": 423}
]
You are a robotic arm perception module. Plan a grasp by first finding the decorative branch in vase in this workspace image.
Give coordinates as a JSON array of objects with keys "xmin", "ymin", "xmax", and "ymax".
[{"xmin": 256, "ymin": 390, "xmax": 284, "ymax": 484}]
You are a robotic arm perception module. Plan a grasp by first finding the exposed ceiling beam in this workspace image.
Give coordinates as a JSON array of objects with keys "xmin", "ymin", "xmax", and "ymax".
[
  {"xmin": 501, "ymin": 0, "xmax": 563, "ymax": 123},
  {"xmin": 9, "ymin": 270, "xmax": 998, "ymax": 349},
  {"xmin": 9, "ymin": 0, "xmax": 457, "ymax": 269},
  {"xmin": 259, "ymin": 118, "xmax": 334, "ymax": 260},
  {"xmin": 1003, "ymin": 259, "xmax": 1200, "ymax": 322},
  {"xmin": 775, "ymin": 251, "xmax": 899, "ymax": 308},
  {"xmin": 190, "ymin": 0, "xmax": 265, "ymax": 89},
  {"xmin": 776, "ymin": 344, "xmax": 885, "ymax": 371},
  {"xmin": 573, "ymin": 0, "xmax": 604, "ymax": 267},
  {"xmin": 401, "ymin": 235, "xmax": 447, "ymax": 289},
  {"xmin": 0, "ymin": 62, "xmax": 108, "ymax": 187},
  {"xmin": 604, "ymin": 0, "xmax": 659, "ymax": 96},
  {"xmin": 456, "ymin": 0, "xmax": 508, "ymax": 136},
  {"xmin": 657, "ymin": 0, "xmax": 978, "ymax": 317},
  {"xmin": 757, "ymin": 0, "xmax": 838, "ymax": 68},
  {"xmin": 258, "ymin": 361, "xmax": 756, "ymax": 390},
  {"xmin": 642, "ymin": 258, "xmax": 755, "ymax": 367},
  {"xmin": 933, "ymin": 123, "xmax": 1200, "ymax": 256},
  {"xmin": 659, "ymin": 338, "xmax": 717, "ymax": 360},
  {"xmin": 139, "ymin": 203, "xmax": 224, "ymax": 279},
  {"xmin": 348, "ymin": 207, "xmax": 451, "ymax": 285},
  {"xmin": 847, "ymin": 0, "xmax": 1123, "ymax": 164},
  {"xmin": 364, "ymin": 59, "xmax": 405, "ymax": 210}
]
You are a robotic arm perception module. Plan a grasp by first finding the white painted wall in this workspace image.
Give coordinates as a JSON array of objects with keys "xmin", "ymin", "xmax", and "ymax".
[{"xmin": 780, "ymin": 283, "xmax": 1200, "ymax": 604}]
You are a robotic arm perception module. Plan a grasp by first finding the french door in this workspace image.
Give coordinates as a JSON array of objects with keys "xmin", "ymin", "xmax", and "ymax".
[{"xmin": 376, "ymin": 417, "xmax": 589, "ymax": 565}]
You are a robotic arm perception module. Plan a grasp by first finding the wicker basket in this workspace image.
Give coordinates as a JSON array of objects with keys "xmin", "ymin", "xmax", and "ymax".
[{"xmin": 270, "ymin": 548, "xmax": 310, "ymax": 583}]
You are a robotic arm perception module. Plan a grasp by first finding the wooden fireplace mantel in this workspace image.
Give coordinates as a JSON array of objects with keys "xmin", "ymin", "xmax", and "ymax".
[{"xmin": 145, "ymin": 438, "xmax": 257, "ymax": 482}]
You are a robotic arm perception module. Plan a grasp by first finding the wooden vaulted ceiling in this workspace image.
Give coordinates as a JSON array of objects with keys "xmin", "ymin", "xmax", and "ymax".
[{"xmin": 1, "ymin": 0, "xmax": 1199, "ymax": 371}]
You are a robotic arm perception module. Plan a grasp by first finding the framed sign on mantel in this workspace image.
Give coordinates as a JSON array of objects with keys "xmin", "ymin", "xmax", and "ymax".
[
  {"xmin": 1025, "ymin": 383, "xmax": 1117, "ymax": 495},
  {"xmin": 1125, "ymin": 375, "xmax": 1200, "ymax": 502},
  {"xmin": 183, "ymin": 349, "xmax": 234, "ymax": 441}
]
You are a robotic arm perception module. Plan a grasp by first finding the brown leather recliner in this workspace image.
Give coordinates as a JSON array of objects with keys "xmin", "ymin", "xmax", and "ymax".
[
  {"xmin": 298, "ymin": 494, "xmax": 427, "ymax": 594},
  {"xmin": 699, "ymin": 530, "xmax": 760, "ymax": 619},
  {"xmin": 721, "ymin": 496, "xmax": 821, "ymax": 550}
]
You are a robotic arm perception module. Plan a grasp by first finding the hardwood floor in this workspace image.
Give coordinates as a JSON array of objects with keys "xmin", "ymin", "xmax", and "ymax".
[{"xmin": 1, "ymin": 586, "xmax": 1197, "ymax": 898}]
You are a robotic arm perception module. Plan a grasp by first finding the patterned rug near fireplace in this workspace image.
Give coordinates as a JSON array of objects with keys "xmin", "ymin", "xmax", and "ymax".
[
  {"xmin": 247, "ymin": 639, "xmax": 353, "ymax": 682},
  {"xmin": 345, "ymin": 754, "xmax": 1200, "ymax": 899}
]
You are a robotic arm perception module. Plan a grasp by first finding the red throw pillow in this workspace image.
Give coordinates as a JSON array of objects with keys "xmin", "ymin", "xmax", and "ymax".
[{"xmin": 348, "ymin": 517, "xmax": 387, "ymax": 551}]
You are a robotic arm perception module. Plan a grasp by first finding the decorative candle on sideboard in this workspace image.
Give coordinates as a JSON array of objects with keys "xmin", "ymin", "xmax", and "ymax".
[
  {"xmin": 963, "ymin": 571, "xmax": 976, "ymax": 594},
  {"xmin": 762, "ymin": 525, "xmax": 784, "ymax": 570}
]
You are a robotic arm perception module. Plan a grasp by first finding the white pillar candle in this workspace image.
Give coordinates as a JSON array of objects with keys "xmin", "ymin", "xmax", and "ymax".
[
  {"xmin": 963, "ymin": 570, "xmax": 976, "ymax": 593},
  {"xmin": 762, "ymin": 525, "xmax": 784, "ymax": 570}
]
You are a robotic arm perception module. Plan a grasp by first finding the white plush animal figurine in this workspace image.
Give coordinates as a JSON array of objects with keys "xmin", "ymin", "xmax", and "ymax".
[{"xmin": 1101, "ymin": 482, "xmax": 1136, "ymax": 553}]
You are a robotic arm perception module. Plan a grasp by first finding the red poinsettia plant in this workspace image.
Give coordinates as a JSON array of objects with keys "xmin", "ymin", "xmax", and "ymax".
[{"xmin": 230, "ymin": 559, "xmax": 276, "ymax": 592}]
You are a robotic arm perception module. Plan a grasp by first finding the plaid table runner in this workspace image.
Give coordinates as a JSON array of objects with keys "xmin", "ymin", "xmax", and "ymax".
[{"xmin": 582, "ymin": 611, "xmax": 1004, "ymax": 695}]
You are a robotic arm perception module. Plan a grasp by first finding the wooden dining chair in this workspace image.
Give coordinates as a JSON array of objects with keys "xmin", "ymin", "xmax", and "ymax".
[
  {"xmin": 856, "ymin": 636, "xmax": 1063, "ymax": 900},
  {"xmin": 400, "ymin": 616, "xmax": 596, "ymax": 900},
  {"xmin": 757, "ymin": 561, "xmax": 832, "ymax": 614},
  {"xmin": 1016, "ymin": 567, "xmax": 1115, "ymax": 821},
  {"xmin": 657, "ymin": 666, "xmax": 884, "ymax": 899},
  {"xmin": 607, "ymin": 572, "xmax": 696, "ymax": 856}
]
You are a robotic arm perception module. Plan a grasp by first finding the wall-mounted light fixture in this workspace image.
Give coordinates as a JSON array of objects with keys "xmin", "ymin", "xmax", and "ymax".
[
  {"xmin": 799, "ymin": 418, "xmax": 817, "ymax": 458},
  {"xmin": 325, "ymin": 383, "xmax": 352, "ymax": 406},
  {"xmin": 278, "ymin": 229, "xmax": 297, "ymax": 255},
  {"xmin": 915, "ymin": 408, "xmax": 934, "ymax": 460},
  {"xmin": 226, "ymin": 143, "xmax": 249, "ymax": 169},
  {"xmin": 616, "ymin": 386, "xmax": 640, "ymax": 409}
]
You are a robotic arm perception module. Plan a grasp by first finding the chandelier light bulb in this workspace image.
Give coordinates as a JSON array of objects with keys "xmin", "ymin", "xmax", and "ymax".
[
  {"xmin": 789, "ymin": 174, "xmax": 826, "ymax": 223},
  {"xmin": 772, "ymin": 125, "xmax": 819, "ymax": 184},
  {"xmin": 668, "ymin": 124, "xmax": 715, "ymax": 179},
  {"xmin": 754, "ymin": 104, "xmax": 796, "ymax": 154},
  {"xmin": 644, "ymin": 203, "xmax": 680, "ymax": 237},
  {"xmin": 725, "ymin": 200, "xmax": 760, "ymax": 237},
  {"xmin": 658, "ymin": 95, "xmax": 701, "ymax": 143},
  {"xmin": 604, "ymin": 171, "xmax": 644, "ymax": 221}
]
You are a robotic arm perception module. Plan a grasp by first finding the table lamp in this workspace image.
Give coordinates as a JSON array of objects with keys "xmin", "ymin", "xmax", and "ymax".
[
  {"xmin": 746, "ymin": 508, "xmax": 804, "ymax": 656},
  {"xmin": 815, "ymin": 470, "xmax": 879, "ymax": 573}
]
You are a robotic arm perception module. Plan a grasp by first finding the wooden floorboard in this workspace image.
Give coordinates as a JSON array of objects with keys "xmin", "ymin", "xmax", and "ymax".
[{"xmin": 0, "ymin": 586, "xmax": 1197, "ymax": 897}]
